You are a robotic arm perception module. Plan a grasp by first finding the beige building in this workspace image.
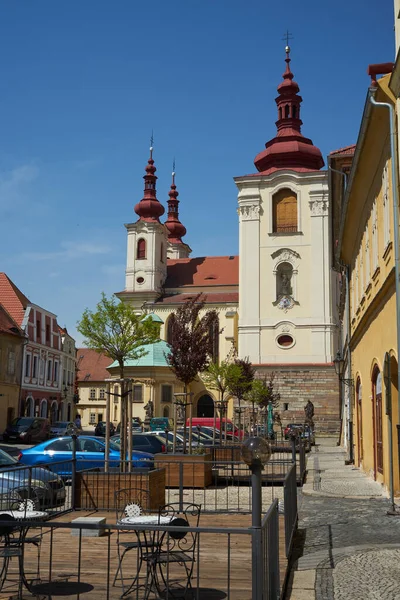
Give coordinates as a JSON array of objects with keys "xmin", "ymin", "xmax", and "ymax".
[
  {"xmin": 76, "ymin": 349, "xmax": 113, "ymax": 429},
  {"xmin": 0, "ymin": 304, "xmax": 25, "ymax": 428}
]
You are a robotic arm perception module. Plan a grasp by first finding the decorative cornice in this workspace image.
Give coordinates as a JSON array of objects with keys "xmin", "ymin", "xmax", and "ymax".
[{"xmin": 237, "ymin": 204, "xmax": 261, "ymax": 221}]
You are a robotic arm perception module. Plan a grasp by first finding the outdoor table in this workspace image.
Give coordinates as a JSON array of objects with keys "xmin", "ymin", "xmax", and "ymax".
[
  {"xmin": 117, "ymin": 515, "xmax": 173, "ymax": 598},
  {"xmin": 0, "ymin": 509, "xmax": 48, "ymax": 597}
]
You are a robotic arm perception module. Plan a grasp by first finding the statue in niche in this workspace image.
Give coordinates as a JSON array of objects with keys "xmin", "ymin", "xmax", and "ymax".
[{"xmin": 277, "ymin": 262, "xmax": 293, "ymax": 299}]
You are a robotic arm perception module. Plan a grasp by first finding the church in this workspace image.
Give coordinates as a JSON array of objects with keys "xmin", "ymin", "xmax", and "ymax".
[{"xmin": 107, "ymin": 46, "xmax": 340, "ymax": 434}]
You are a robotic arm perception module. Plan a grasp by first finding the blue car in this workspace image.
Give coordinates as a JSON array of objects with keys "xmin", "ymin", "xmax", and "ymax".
[{"xmin": 18, "ymin": 436, "xmax": 154, "ymax": 476}]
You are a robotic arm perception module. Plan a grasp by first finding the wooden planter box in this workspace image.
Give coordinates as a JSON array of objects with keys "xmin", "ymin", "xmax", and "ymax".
[
  {"xmin": 74, "ymin": 468, "xmax": 166, "ymax": 511},
  {"xmin": 154, "ymin": 453, "xmax": 213, "ymax": 489},
  {"xmin": 212, "ymin": 446, "xmax": 242, "ymax": 462}
]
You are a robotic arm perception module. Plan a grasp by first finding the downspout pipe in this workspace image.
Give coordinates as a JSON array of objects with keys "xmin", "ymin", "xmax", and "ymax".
[
  {"xmin": 344, "ymin": 263, "xmax": 354, "ymax": 463},
  {"xmin": 370, "ymin": 89, "xmax": 400, "ymax": 495}
]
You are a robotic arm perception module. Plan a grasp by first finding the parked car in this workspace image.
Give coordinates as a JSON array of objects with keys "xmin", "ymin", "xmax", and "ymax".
[
  {"xmin": 111, "ymin": 433, "xmax": 169, "ymax": 454},
  {"xmin": 187, "ymin": 418, "xmax": 244, "ymax": 440},
  {"xmin": 116, "ymin": 418, "xmax": 143, "ymax": 434},
  {"xmin": 149, "ymin": 417, "xmax": 174, "ymax": 432},
  {"xmin": 17, "ymin": 436, "xmax": 154, "ymax": 476},
  {"xmin": 0, "ymin": 447, "xmax": 65, "ymax": 508},
  {"xmin": 50, "ymin": 421, "xmax": 80, "ymax": 438},
  {"xmin": 148, "ymin": 430, "xmax": 185, "ymax": 449},
  {"xmin": 3, "ymin": 417, "xmax": 51, "ymax": 444},
  {"xmin": 94, "ymin": 421, "xmax": 116, "ymax": 437}
]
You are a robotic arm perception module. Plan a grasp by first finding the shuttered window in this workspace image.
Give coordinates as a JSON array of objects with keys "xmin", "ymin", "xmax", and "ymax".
[
  {"xmin": 137, "ymin": 238, "xmax": 146, "ymax": 259},
  {"xmin": 273, "ymin": 189, "xmax": 298, "ymax": 233}
]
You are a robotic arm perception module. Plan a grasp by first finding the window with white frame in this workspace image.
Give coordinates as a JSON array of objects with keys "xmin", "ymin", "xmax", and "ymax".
[
  {"xmin": 7, "ymin": 351, "xmax": 15, "ymax": 376},
  {"xmin": 161, "ymin": 384, "xmax": 173, "ymax": 403},
  {"xmin": 365, "ymin": 225, "xmax": 370, "ymax": 286},
  {"xmin": 89, "ymin": 413, "xmax": 96, "ymax": 424},
  {"xmin": 89, "ymin": 388, "xmax": 96, "ymax": 400},
  {"xmin": 25, "ymin": 354, "xmax": 31, "ymax": 378},
  {"xmin": 54, "ymin": 362, "xmax": 58, "ymax": 383},
  {"xmin": 133, "ymin": 385, "xmax": 143, "ymax": 402},
  {"xmin": 63, "ymin": 369, "xmax": 66, "ymax": 385},
  {"xmin": 99, "ymin": 388, "xmax": 105, "ymax": 400},
  {"xmin": 383, "ymin": 160, "xmax": 391, "ymax": 250},
  {"xmin": 47, "ymin": 360, "xmax": 52, "ymax": 381},
  {"xmin": 372, "ymin": 201, "xmax": 379, "ymax": 271}
]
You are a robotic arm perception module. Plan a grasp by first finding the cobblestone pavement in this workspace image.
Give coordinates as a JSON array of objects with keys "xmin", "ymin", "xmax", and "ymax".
[{"xmin": 285, "ymin": 437, "xmax": 400, "ymax": 600}]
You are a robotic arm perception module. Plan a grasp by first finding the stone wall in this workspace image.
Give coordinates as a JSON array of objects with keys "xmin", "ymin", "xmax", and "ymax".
[{"xmin": 255, "ymin": 365, "xmax": 340, "ymax": 434}]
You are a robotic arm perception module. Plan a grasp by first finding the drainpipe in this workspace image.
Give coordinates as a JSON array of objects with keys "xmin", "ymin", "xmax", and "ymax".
[
  {"xmin": 370, "ymin": 89, "xmax": 400, "ymax": 503},
  {"xmin": 344, "ymin": 264, "xmax": 354, "ymax": 464}
]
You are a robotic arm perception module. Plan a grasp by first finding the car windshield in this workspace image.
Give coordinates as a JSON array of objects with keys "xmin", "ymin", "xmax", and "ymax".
[
  {"xmin": 0, "ymin": 449, "xmax": 17, "ymax": 467},
  {"xmin": 109, "ymin": 440, "xmax": 121, "ymax": 452},
  {"xmin": 10, "ymin": 418, "xmax": 32, "ymax": 427},
  {"xmin": 53, "ymin": 422, "xmax": 68, "ymax": 428}
]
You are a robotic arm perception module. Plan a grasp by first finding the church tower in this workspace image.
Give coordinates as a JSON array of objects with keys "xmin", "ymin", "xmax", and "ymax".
[
  {"xmin": 235, "ymin": 45, "xmax": 339, "ymax": 433},
  {"xmin": 165, "ymin": 169, "xmax": 191, "ymax": 259},
  {"xmin": 122, "ymin": 145, "xmax": 168, "ymax": 308}
]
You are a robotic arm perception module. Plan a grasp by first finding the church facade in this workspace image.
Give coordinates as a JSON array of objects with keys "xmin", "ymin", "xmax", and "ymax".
[{"xmin": 113, "ymin": 47, "xmax": 340, "ymax": 433}]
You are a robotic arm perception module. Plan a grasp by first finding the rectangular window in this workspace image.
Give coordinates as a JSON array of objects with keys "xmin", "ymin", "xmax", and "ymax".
[
  {"xmin": 89, "ymin": 413, "xmax": 96, "ymax": 424},
  {"xmin": 54, "ymin": 362, "xmax": 58, "ymax": 382},
  {"xmin": 383, "ymin": 161, "xmax": 391, "ymax": 249},
  {"xmin": 47, "ymin": 360, "xmax": 52, "ymax": 381},
  {"xmin": 133, "ymin": 385, "xmax": 143, "ymax": 402},
  {"xmin": 25, "ymin": 354, "xmax": 31, "ymax": 378},
  {"xmin": 90, "ymin": 388, "xmax": 96, "ymax": 399},
  {"xmin": 161, "ymin": 384, "xmax": 172, "ymax": 403},
  {"xmin": 365, "ymin": 226, "xmax": 370, "ymax": 286},
  {"xmin": 46, "ymin": 324, "xmax": 50, "ymax": 344},
  {"xmin": 32, "ymin": 356, "xmax": 38, "ymax": 378},
  {"xmin": 36, "ymin": 319, "xmax": 41, "ymax": 343},
  {"xmin": 63, "ymin": 369, "xmax": 66, "ymax": 385},
  {"xmin": 7, "ymin": 351, "xmax": 15, "ymax": 375},
  {"xmin": 99, "ymin": 388, "xmax": 105, "ymax": 399},
  {"xmin": 372, "ymin": 201, "xmax": 379, "ymax": 272}
]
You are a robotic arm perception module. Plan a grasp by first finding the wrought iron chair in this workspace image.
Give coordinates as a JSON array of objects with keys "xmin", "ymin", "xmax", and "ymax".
[
  {"xmin": 0, "ymin": 513, "xmax": 24, "ymax": 598},
  {"xmin": 145, "ymin": 502, "xmax": 201, "ymax": 599},
  {"xmin": 113, "ymin": 487, "xmax": 150, "ymax": 593}
]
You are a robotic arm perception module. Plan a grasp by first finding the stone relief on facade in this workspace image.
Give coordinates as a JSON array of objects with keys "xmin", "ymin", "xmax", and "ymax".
[
  {"xmin": 309, "ymin": 198, "xmax": 328, "ymax": 217},
  {"xmin": 237, "ymin": 204, "xmax": 261, "ymax": 221},
  {"xmin": 271, "ymin": 248, "xmax": 301, "ymax": 262}
]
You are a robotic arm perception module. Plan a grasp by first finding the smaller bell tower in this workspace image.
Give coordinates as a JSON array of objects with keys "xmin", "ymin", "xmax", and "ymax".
[
  {"xmin": 123, "ymin": 144, "xmax": 168, "ymax": 307},
  {"xmin": 164, "ymin": 166, "xmax": 191, "ymax": 259}
]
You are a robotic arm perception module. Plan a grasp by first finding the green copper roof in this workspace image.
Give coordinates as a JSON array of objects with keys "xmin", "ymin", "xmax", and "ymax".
[
  {"xmin": 109, "ymin": 339, "xmax": 170, "ymax": 369},
  {"xmin": 141, "ymin": 312, "xmax": 164, "ymax": 324}
]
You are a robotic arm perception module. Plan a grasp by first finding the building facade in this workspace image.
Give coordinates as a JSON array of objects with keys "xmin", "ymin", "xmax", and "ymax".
[
  {"xmin": 0, "ymin": 273, "xmax": 73, "ymax": 422},
  {"xmin": 0, "ymin": 304, "xmax": 25, "ymax": 428},
  {"xmin": 75, "ymin": 349, "xmax": 113, "ymax": 428},
  {"xmin": 335, "ymin": 70, "xmax": 400, "ymax": 494},
  {"xmin": 59, "ymin": 328, "xmax": 77, "ymax": 422}
]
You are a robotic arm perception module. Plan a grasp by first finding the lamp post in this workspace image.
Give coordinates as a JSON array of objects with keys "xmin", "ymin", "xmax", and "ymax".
[
  {"xmin": 333, "ymin": 351, "xmax": 354, "ymax": 463},
  {"xmin": 241, "ymin": 436, "xmax": 271, "ymax": 598}
]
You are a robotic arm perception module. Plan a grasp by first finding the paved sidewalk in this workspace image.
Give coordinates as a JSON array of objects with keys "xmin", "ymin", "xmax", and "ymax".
[{"xmin": 284, "ymin": 437, "xmax": 400, "ymax": 600}]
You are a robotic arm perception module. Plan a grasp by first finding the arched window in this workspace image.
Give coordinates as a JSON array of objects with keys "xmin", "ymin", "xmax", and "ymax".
[
  {"xmin": 285, "ymin": 104, "xmax": 290, "ymax": 118},
  {"xmin": 272, "ymin": 188, "xmax": 298, "ymax": 233},
  {"xmin": 166, "ymin": 316, "xmax": 175, "ymax": 345},
  {"xmin": 292, "ymin": 106, "xmax": 297, "ymax": 119},
  {"xmin": 137, "ymin": 238, "xmax": 146, "ymax": 260},
  {"xmin": 372, "ymin": 368, "xmax": 383, "ymax": 475},
  {"xmin": 209, "ymin": 317, "xmax": 219, "ymax": 363}
]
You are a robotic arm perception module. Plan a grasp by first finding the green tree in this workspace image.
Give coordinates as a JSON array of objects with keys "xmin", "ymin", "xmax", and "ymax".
[
  {"xmin": 201, "ymin": 360, "xmax": 244, "ymax": 444},
  {"xmin": 228, "ymin": 357, "xmax": 255, "ymax": 437},
  {"xmin": 244, "ymin": 374, "xmax": 280, "ymax": 436},
  {"xmin": 77, "ymin": 293, "xmax": 159, "ymax": 466}
]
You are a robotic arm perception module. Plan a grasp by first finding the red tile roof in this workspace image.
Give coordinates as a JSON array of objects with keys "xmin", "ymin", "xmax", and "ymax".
[
  {"xmin": 155, "ymin": 292, "xmax": 239, "ymax": 305},
  {"xmin": 0, "ymin": 303, "xmax": 25, "ymax": 337},
  {"xmin": 0, "ymin": 273, "xmax": 30, "ymax": 327},
  {"xmin": 165, "ymin": 256, "xmax": 239, "ymax": 288},
  {"xmin": 76, "ymin": 348, "xmax": 113, "ymax": 382},
  {"xmin": 329, "ymin": 145, "xmax": 356, "ymax": 156}
]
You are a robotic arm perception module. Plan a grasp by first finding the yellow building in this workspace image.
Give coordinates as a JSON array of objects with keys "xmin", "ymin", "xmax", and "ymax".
[
  {"xmin": 0, "ymin": 304, "xmax": 25, "ymax": 428},
  {"xmin": 335, "ymin": 70, "xmax": 400, "ymax": 494}
]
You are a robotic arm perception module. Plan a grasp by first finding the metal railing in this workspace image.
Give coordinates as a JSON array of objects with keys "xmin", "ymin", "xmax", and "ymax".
[
  {"xmin": 262, "ymin": 499, "xmax": 280, "ymax": 600},
  {"xmin": 283, "ymin": 462, "xmax": 298, "ymax": 557},
  {"xmin": 0, "ymin": 517, "xmax": 270, "ymax": 600}
]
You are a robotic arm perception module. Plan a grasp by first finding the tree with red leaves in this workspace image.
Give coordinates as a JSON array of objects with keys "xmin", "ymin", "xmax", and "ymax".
[{"xmin": 166, "ymin": 293, "xmax": 220, "ymax": 452}]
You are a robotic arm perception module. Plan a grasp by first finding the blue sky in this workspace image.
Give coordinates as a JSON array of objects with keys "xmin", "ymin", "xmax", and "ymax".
[{"xmin": 0, "ymin": 0, "xmax": 395, "ymax": 346}]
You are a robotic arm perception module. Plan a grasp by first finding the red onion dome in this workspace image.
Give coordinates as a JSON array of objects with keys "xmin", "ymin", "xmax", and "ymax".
[
  {"xmin": 134, "ymin": 148, "xmax": 165, "ymax": 221},
  {"xmin": 165, "ymin": 172, "xmax": 187, "ymax": 243}
]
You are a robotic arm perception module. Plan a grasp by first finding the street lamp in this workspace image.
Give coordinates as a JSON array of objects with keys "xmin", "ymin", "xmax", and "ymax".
[
  {"xmin": 333, "ymin": 351, "xmax": 354, "ymax": 387},
  {"xmin": 241, "ymin": 436, "xmax": 271, "ymax": 599}
]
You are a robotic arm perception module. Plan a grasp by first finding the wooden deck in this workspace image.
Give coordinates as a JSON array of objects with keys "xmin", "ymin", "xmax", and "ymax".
[{"xmin": 0, "ymin": 511, "xmax": 288, "ymax": 600}]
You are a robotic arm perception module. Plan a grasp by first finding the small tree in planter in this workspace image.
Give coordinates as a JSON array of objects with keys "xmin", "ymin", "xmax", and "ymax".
[
  {"xmin": 77, "ymin": 293, "xmax": 159, "ymax": 469},
  {"xmin": 200, "ymin": 360, "xmax": 244, "ymax": 445},
  {"xmin": 166, "ymin": 294, "xmax": 219, "ymax": 453}
]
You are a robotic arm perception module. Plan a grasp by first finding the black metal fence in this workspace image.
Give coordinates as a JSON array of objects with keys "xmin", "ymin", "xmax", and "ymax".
[
  {"xmin": 262, "ymin": 499, "xmax": 280, "ymax": 600},
  {"xmin": 283, "ymin": 462, "xmax": 298, "ymax": 557}
]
